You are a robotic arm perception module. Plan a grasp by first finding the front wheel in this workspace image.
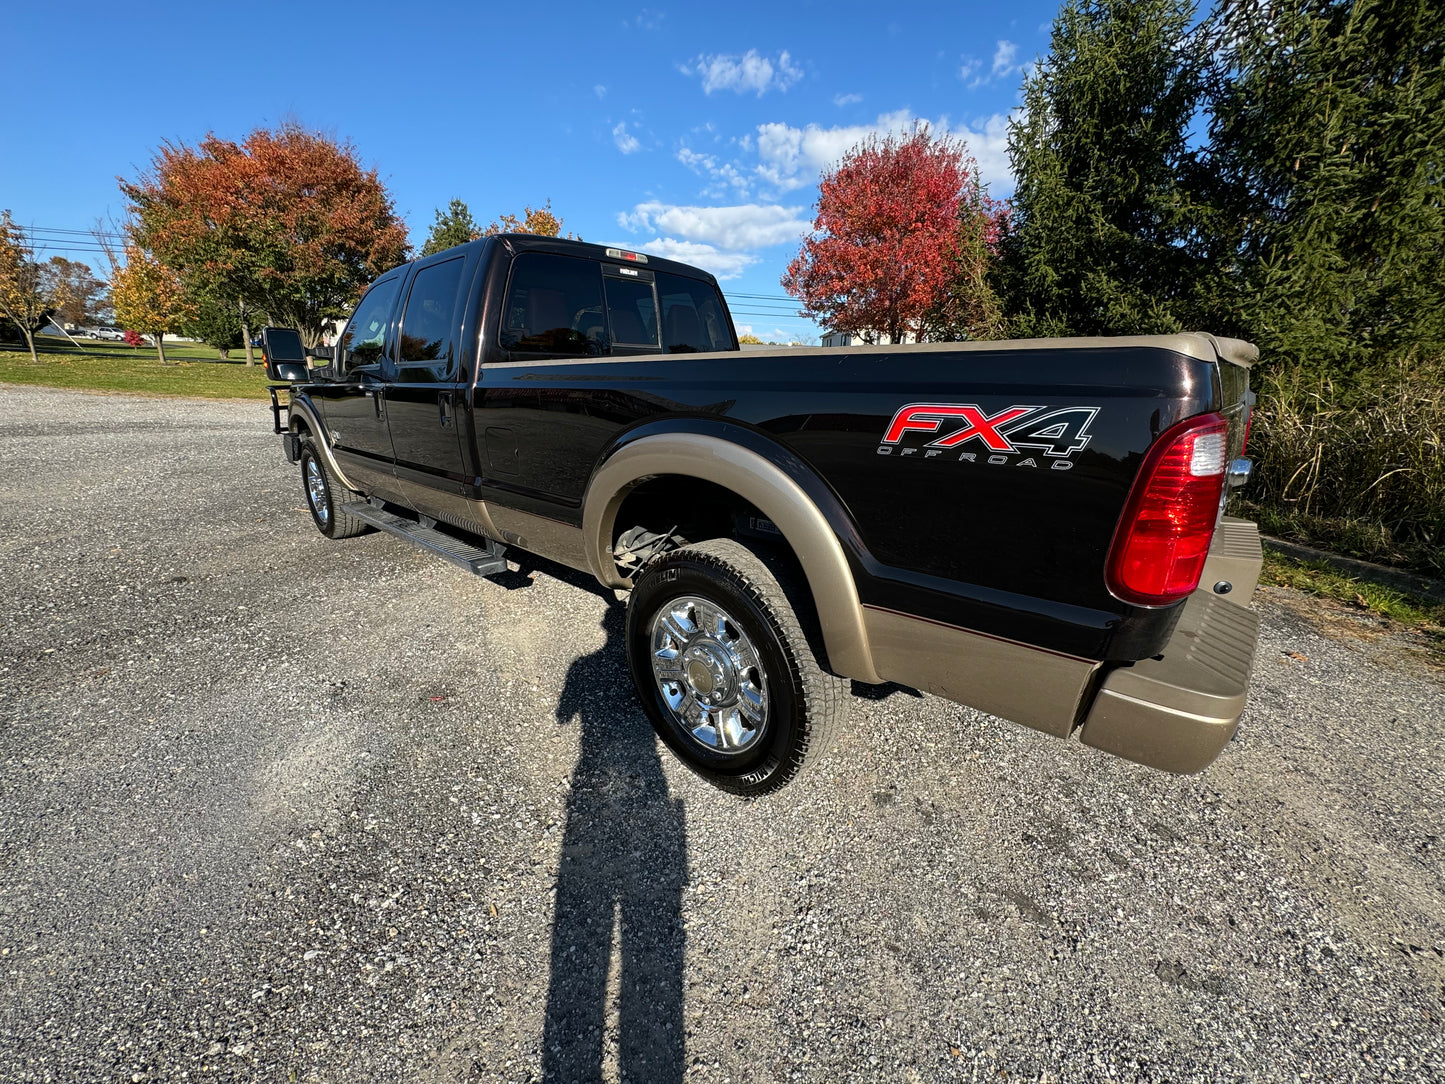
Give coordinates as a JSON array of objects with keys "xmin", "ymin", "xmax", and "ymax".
[
  {"xmin": 299, "ymin": 440, "xmax": 369, "ymax": 539},
  {"xmin": 625, "ymin": 538, "xmax": 846, "ymax": 796}
]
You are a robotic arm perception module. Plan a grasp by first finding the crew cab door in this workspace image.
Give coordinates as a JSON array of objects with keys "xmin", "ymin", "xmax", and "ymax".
[
  {"xmin": 384, "ymin": 252, "xmax": 472, "ymax": 511},
  {"xmin": 314, "ymin": 271, "xmax": 406, "ymax": 502}
]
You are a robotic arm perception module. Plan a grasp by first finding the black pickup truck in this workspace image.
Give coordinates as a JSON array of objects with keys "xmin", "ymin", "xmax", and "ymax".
[{"xmin": 262, "ymin": 234, "xmax": 1262, "ymax": 796}]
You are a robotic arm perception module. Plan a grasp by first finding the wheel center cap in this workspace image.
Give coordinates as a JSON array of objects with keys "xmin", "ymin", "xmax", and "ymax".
[
  {"xmin": 682, "ymin": 643, "xmax": 735, "ymax": 704},
  {"xmin": 686, "ymin": 659, "xmax": 716, "ymax": 696}
]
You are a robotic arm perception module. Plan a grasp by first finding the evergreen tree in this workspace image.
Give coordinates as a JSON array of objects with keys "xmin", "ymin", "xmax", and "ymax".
[
  {"xmin": 1003, "ymin": 0, "xmax": 1215, "ymax": 336},
  {"xmin": 1207, "ymin": 0, "xmax": 1445, "ymax": 375},
  {"xmin": 422, "ymin": 198, "xmax": 481, "ymax": 256}
]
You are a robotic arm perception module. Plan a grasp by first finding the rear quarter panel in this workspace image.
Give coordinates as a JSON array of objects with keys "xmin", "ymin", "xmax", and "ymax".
[{"xmin": 474, "ymin": 339, "xmax": 1220, "ymax": 661}]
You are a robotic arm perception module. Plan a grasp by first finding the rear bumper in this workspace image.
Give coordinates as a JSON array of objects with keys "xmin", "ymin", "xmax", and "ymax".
[{"xmin": 1078, "ymin": 519, "xmax": 1263, "ymax": 773}]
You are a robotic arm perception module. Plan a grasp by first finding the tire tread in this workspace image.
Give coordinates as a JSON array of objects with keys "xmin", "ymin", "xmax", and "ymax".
[{"xmin": 631, "ymin": 537, "xmax": 847, "ymax": 796}]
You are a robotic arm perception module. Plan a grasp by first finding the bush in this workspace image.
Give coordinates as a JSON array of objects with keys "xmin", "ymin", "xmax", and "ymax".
[{"xmin": 1242, "ymin": 356, "xmax": 1445, "ymax": 577}]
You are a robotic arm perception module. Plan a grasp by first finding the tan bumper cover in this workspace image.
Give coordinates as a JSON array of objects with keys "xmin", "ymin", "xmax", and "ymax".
[{"xmin": 1079, "ymin": 526, "xmax": 1263, "ymax": 773}]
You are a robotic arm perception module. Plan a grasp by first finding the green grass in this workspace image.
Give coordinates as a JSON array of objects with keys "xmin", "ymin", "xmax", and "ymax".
[
  {"xmin": 1262, "ymin": 547, "xmax": 1445, "ymax": 657},
  {"xmin": 0, "ymin": 336, "xmax": 273, "ymax": 400}
]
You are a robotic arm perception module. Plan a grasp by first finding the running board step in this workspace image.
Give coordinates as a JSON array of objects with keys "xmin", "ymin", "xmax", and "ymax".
[{"xmin": 340, "ymin": 503, "xmax": 508, "ymax": 576}]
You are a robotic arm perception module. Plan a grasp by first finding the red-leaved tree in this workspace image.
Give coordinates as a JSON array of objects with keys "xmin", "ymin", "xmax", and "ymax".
[
  {"xmin": 121, "ymin": 123, "xmax": 410, "ymax": 355},
  {"xmin": 783, "ymin": 128, "xmax": 1007, "ymax": 344}
]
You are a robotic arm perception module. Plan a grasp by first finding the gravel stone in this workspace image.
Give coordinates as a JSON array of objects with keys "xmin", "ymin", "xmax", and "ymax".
[{"xmin": 1, "ymin": 384, "xmax": 1442, "ymax": 1083}]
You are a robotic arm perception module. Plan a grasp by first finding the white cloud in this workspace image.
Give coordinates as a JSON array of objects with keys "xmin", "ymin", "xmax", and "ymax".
[
  {"xmin": 627, "ymin": 8, "xmax": 664, "ymax": 30},
  {"xmin": 676, "ymin": 146, "xmax": 750, "ymax": 196},
  {"xmin": 833, "ymin": 92, "xmax": 863, "ymax": 107},
  {"xmin": 992, "ymin": 40, "xmax": 1019, "ymax": 78},
  {"xmin": 594, "ymin": 84, "xmax": 607, "ymax": 99},
  {"xmin": 629, "ymin": 239, "xmax": 758, "ymax": 280},
  {"xmin": 613, "ymin": 122, "xmax": 641, "ymax": 154},
  {"xmin": 681, "ymin": 49, "xmax": 803, "ymax": 96},
  {"xmin": 618, "ymin": 201, "xmax": 811, "ymax": 251},
  {"xmin": 959, "ymin": 40, "xmax": 1024, "ymax": 89},
  {"xmin": 751, "ymin": 110, "xmax": 1016, "ymax": 194}
]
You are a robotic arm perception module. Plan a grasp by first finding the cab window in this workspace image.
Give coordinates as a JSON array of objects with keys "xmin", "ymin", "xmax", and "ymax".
[
  {"xmin": 656, "ymin": 271, "xmax": 734, "ymax": 353},
  {"xmin": 339, "ymin": 274, "xmax": 402, "ymax": 370},
  {"xmin": 500, "ymin": 253, "xmax": 605, "ymax": 356},
  {"xmin": 396, "ymin": 257, "xmax": 466, "ymax": 382},
  {"xmin": 604, "ymin": 275, "xmax": 659, "ymax": 348}
]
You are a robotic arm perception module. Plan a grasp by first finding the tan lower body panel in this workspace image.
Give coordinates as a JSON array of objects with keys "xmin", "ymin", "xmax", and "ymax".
[
  {"xmin": 862, "ymin": 607, "xmax": 1100, "ymax": 738},
  {"xmin": 1200, "ymin": 517, "xmax": 1263, "ymax": 606},
  {"xmin": 487, "ymin": 505, "xmax": 592, "ymax": 574},
  {"xmin": 1080, "ymin": 587, "xmax": 1260, "ymax": 773}
]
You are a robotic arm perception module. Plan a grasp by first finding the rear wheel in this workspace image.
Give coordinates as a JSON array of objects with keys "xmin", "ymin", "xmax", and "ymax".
[
  {"xmin": 625, "ymin": 538, "xmax": 846, "ymax": 796},
  {"xmin": 299, "ymin": 440, "xmax": 369, "ymax": 539}
]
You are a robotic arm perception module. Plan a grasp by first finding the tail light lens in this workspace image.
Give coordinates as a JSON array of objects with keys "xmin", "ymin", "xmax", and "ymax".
[{"xmin": 1107, "ymin": 412, "xmax": 1228, "ymax": 606}]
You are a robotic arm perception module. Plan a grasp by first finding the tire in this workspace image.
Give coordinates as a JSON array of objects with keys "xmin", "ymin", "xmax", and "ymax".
[
  {"xmin": 625, "ymin": 538, "xmax": 846, "ymax": 797},
  {"xmin": 299, "ymin": 439, "xmax": 369, "ymax": 539}
]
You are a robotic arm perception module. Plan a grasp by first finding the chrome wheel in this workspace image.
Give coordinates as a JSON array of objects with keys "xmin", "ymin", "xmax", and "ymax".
[
  {"xmin": 304, "ymin": 456, "xmax": 330, "ymax": 526},
  {"xmin": 649, "ymin": 595, "xmax": 769, "ymax": 755}
]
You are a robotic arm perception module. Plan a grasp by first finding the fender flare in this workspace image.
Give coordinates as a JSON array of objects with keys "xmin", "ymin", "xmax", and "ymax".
[
  {"xmin": 286, "ymin": 396, "xmax": 360, "ymax": 494},
  {"xmin": 582, "ymin": 431, "xmax": 881, "ymax": 683}
]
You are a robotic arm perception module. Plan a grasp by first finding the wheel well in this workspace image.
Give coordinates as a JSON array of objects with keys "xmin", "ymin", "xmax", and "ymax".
[
  {"xmin": 610, "ymin": 474, "xmax": 800, "ymax": 577},
  {"xmin": 612, "ymin": 475, "xmax": 839, "ymax": 672}
]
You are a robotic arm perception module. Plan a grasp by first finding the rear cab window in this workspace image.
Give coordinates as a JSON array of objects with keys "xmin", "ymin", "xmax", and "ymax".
[{"xmin": 500, "ymin": 251, "xmax": 735, "ymax": 358}]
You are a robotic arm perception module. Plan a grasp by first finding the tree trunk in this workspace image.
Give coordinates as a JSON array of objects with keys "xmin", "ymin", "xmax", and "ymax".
[
  {"xmin": 23, "ymin": 327, "xmax": 38, "ymax": 364},
  {"xmin": 155, "ymin": 334, "xmax": 171, "ymax": 366},
  {"xmin": 241, "ymin": 313, "xmax": 255, "ymax": 367}
]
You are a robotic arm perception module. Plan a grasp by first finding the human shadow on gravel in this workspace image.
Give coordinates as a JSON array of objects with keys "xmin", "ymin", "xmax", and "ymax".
[{"xmin": 542, "ymin": 602, "xmax": 687, "ymax": 1084}]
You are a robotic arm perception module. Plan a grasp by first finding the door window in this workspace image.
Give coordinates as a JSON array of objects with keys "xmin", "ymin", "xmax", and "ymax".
[
  {"xmin": 339, "ymin": 274, "xmax": 402, "ymax": 370},
  {"xmin": 397, "ymin": 256, "xmax": 466, "ymax": 382}
]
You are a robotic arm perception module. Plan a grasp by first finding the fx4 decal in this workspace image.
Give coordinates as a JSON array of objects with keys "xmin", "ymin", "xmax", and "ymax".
[{"xmin": 879, "ymin": 403, "xmax": 1101, "ymax": 468}]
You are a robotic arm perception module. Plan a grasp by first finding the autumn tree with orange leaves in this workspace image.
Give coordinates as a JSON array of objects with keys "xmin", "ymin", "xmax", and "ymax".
[
  {"xmin": 482, "ymin": 198, "xmax": 572, "ymax": 240},
  {"xmin": 782, "ymin": 128, "xmax": 1007, "ymax": 344},
  {"xmin": 121, "ymin": 123, "xmax": 410, "ymax": 357},
  {"xmin": 110, "ymin": 244, "xmax": 190, "ymax": 365}
]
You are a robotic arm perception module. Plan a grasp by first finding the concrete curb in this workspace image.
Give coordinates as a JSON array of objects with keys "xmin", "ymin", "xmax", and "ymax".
[{"xmin": 1262, "ymin": 536, "xmax": 1445, "ymax": 605}]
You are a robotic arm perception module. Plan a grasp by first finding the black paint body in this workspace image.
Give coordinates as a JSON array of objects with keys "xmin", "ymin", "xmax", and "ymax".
[{"xmin": 293, "ymin": 236, "xmax": 1232, "ymax": 666}]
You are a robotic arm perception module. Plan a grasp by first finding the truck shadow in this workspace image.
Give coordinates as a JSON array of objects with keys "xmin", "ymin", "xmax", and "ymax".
[{"xmin": 543, "ymin": 602, "xmax": 687, "ymax": 1083}]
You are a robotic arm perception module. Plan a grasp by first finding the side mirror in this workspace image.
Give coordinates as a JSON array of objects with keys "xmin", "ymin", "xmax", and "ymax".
[{"xmin": 260, "ymin": 327, "xmax": 308, "ymax": 382}]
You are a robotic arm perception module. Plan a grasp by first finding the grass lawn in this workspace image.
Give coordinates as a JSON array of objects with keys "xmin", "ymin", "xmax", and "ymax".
[
  {"xmin": 1262, "ymin": 545, "xmax": 1445, "ymax": 661},
  {"xmin": 0, "ymin": 336, "xmax": 274, "ymax": 400}
]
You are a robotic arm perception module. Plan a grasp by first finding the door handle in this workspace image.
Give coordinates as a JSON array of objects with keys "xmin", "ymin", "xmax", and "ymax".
[{"xmin": 438, "ymin": 390, "xmax": 452, "ymax": 428}]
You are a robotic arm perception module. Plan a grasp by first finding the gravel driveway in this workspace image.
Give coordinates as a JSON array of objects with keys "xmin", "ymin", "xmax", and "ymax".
[{"xmin": 1, "ymin": 385, "xmax": 1441, "ymax": 1083}]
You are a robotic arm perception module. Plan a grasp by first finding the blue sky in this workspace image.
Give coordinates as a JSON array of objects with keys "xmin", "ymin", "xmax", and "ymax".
[{"xmin": 4, "ymin": 0, "xmax": 1062, "ymax": 343}]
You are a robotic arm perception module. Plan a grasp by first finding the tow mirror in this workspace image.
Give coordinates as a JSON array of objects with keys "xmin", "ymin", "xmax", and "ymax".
[{"xmin": 260, "ymin": 327, "xmax": 308, "ymax": 382}]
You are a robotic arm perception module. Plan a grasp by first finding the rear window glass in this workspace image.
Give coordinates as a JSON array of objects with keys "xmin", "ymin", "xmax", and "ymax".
[
  {"xmin": 501, "ymin": 253, "xmax": 605, "ymax": 356},
  {"xmin": 604, "ymin": 276, "xmax": 659, "ymax": 347},
  {"xmin": 656, "ymin": 271, "xmax": 733, "ymax": 353}
]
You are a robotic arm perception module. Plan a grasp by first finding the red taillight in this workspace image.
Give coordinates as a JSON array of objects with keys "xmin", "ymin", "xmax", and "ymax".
[{"xmin": 1107, "ymin": 413, "xmax": 1228, "ymax": 607}]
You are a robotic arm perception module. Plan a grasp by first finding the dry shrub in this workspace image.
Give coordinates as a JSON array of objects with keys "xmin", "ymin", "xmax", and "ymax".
[{"xmin": 1244, "ymin": 354, "xmax": 1445, "ymax": 577}]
